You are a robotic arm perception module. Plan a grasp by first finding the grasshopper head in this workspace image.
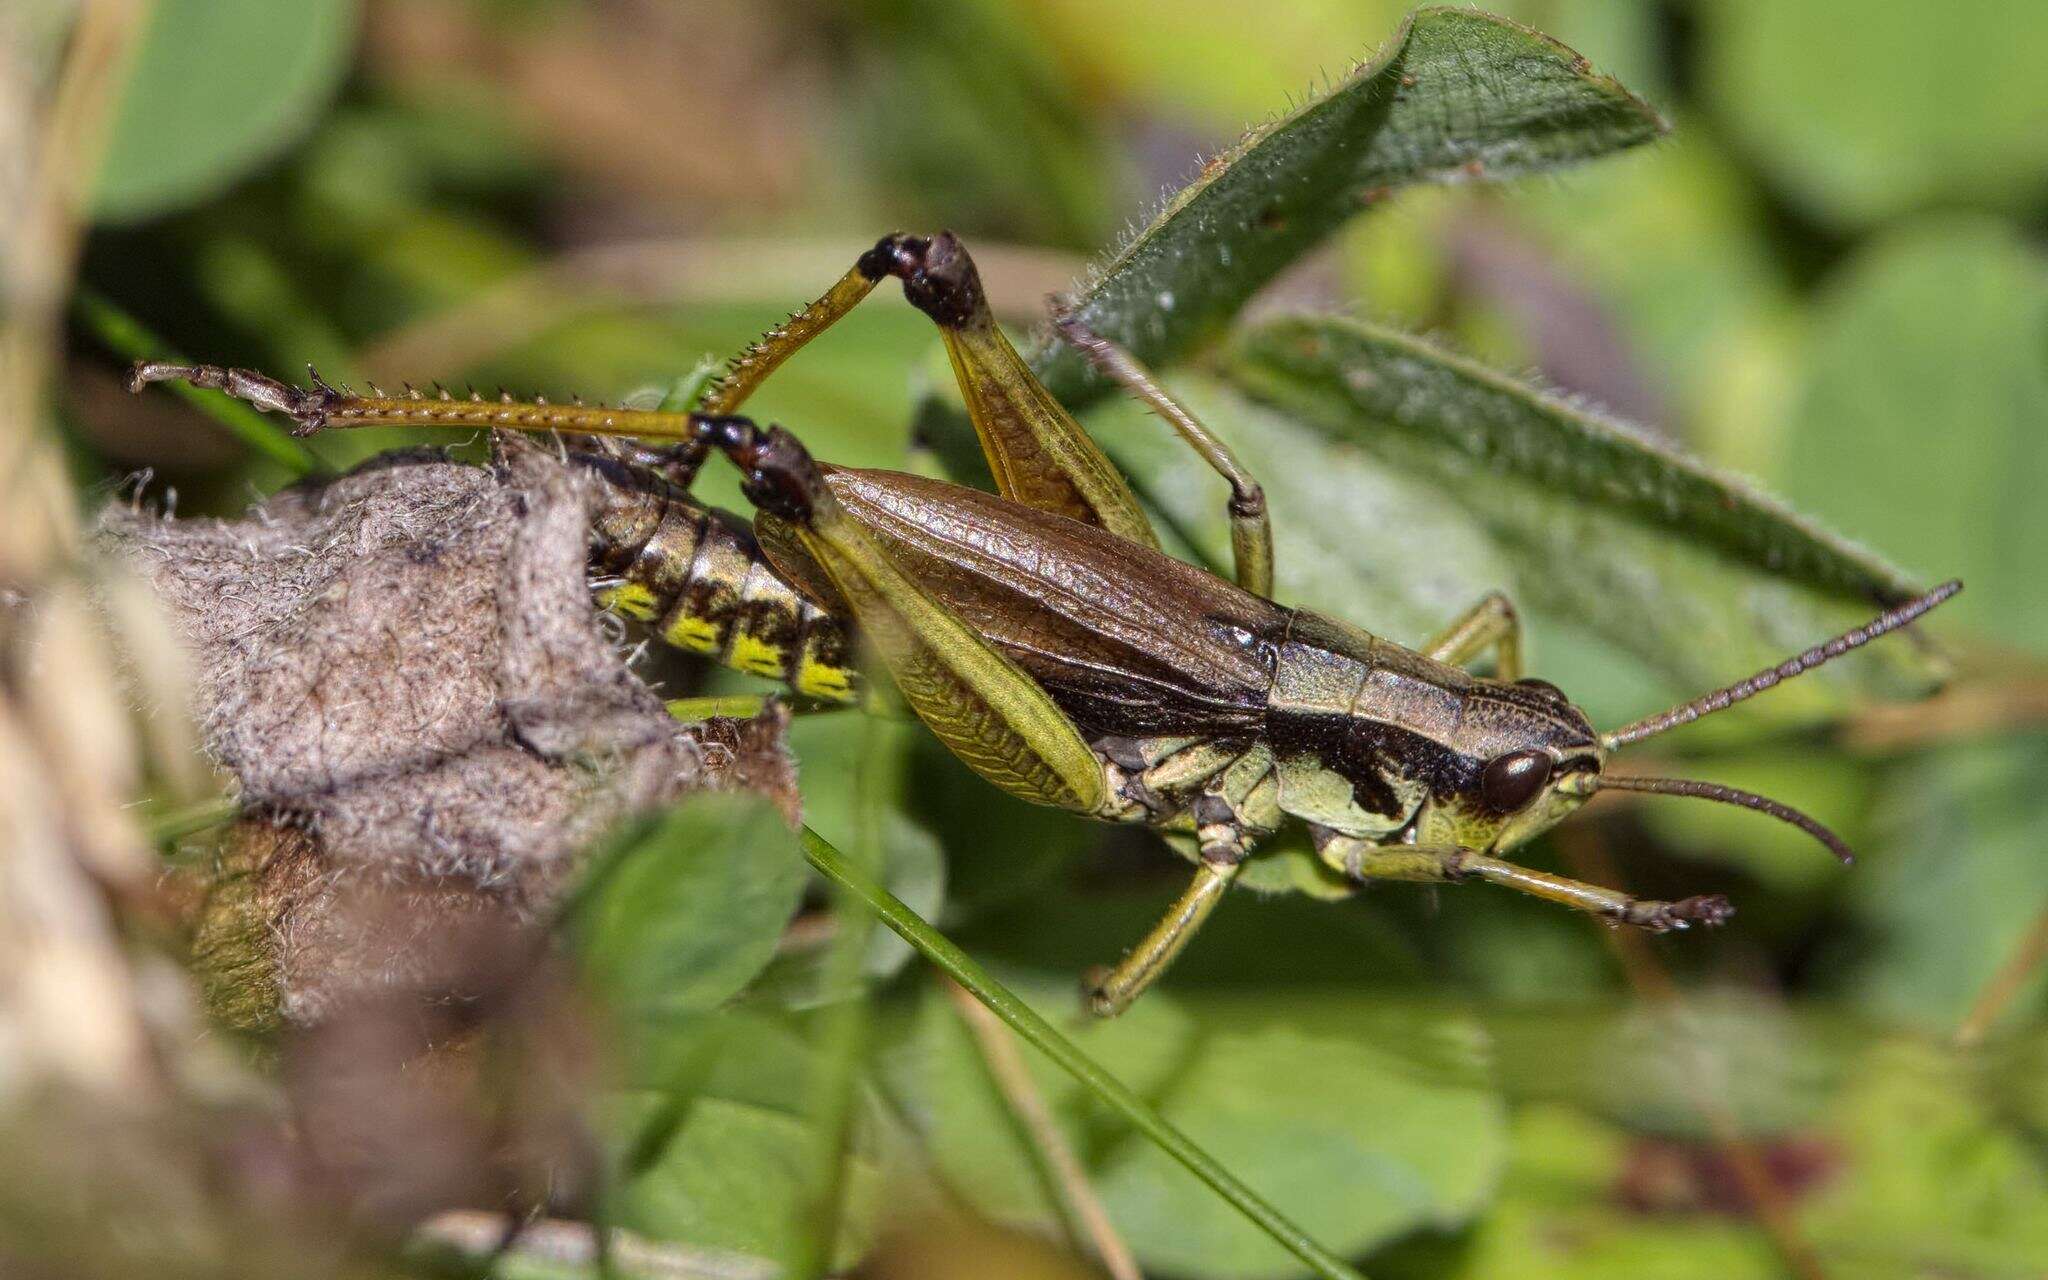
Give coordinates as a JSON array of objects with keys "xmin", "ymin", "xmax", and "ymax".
[
  {"xmin": 1421, "ymin": 581, "xmax": 1964, "ymax": 865},
  {"xmin": 1408, "ymin": 677, "xmax": 1604, "ymax": 855}
]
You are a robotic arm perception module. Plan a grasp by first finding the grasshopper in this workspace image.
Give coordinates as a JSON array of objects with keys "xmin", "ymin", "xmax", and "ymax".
[{"xmin": 131, "ymin": 231, "xmax": 1961, "ymax": 1016}]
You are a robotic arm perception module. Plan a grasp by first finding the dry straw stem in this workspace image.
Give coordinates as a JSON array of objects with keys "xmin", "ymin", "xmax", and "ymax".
[
  {"xmin": 943, "ymin": 977, "xmax": 1144, "ymax": 1280},
  {"xmin": 1, "ymin": 0, "xmax": 143, "ymax": 573},
  {"xmin": 1954, "ymin": 906, "xmax": 2048, "ymax": 1049},
  {"xmin": 420, "ymin": 1209, "xmax": 776, "ymax": 1280},
  {"xmin": 0, "ymin": 0, "xmax": 191, "ymax": 1106}
]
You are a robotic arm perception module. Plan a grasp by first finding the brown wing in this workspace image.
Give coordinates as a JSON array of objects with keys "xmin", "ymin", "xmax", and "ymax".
[{"xmin": 764, "ymin": 468, "xmax": 1287, "ymax": 740}]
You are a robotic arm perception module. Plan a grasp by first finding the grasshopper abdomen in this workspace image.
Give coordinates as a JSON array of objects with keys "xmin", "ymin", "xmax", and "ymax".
[{"xmin": 582, "ymin": 455, "xmax": 858, "ymax": 703}]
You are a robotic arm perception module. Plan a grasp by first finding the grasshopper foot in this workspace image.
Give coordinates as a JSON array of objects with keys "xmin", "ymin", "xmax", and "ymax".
[
  {"xmin": 1617, "ymin": 893, "xmax": 1735, "ymax": 932},
  {"xmin": 1080, "ymin": 966, "xmax": 1119, "ymax": 1019},
  {"xmin": 128, "ymin": 361, "xmax": 345, "ymax": 434}
]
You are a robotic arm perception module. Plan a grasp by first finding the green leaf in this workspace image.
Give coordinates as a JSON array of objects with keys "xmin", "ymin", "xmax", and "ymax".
[
  {"xmin": 607, "ymin": 1011, "xmax": 884, "ymax": 1271},
  {"xmin": 1031, "ymin": 6, "xmax": 1667, "ymax": 407},
  {"xmin": 570, "ymin": 794, "xmax": 808, "ymax": 1029},
  {"xmin": 1699, "ymin": 0, "xmax": 2048, "ymax": 229},
  {"xmin": 1411, "ymin": 1104, "xmax": 1782, "ymax": 1280},
  {"xmin": 1479, "ymin": 991, "xmax": 1857, "ymax": 1138},
  {"xmin": 1829, "ymin": 733, "xmax": 2048, "ymax": 1031},
  {"xmin": 1233, "ymin": 315, "xmax": 1923, "ymax": 608},
  {"xmin": 804, "ymin": 828, "xmax": 1372, "ymax": 1280},
  {"xmin": 95, "ymin": 0, "xmax": 359, "ymax": 221},
  {"xmin": 1410, "ymin": 1034, "xmax": 2048, "ymax": 1278},
  {"xmin": 885, "ymin": 976, "xmax": 1506, "ymax": 1280},
  {"xmin": 1207, "ymin": 318, "xmax": 1942, "ymax": 724},
  {"xmin": 1776, "ymin": 218, "xmax": 2048, "ymax": 655},
  {"xmin": 1802, "ymin": 1037, "xmax": 2048, "ymax": 1277}
]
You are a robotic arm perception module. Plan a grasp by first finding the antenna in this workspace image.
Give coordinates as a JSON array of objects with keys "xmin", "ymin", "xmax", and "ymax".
[
  {"xmin": 1593, "ymin": 773, "xmax": 1856, "ymax": 864},
  {"xmin": 1602, "ymin": 580, "xmax": 1962, "ymax": 752}
]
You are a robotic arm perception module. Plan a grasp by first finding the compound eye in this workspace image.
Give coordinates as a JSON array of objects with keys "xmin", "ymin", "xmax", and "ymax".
[{"xmin": 1481, "ymin": 749, "xmax": 1553, "ymax": 812}]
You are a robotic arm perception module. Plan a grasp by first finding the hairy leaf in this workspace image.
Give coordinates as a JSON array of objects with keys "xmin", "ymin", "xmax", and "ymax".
[
  {"xmin": 1234, "ymin": 315, "xmax": 1924, "ymax": 606},
  {"xmin": 1195, "ymin": 317, "xmax": 1944, "ymax": 722},
  {"xmin": 1030, "ymin": 6, "xmax": 1667, "ymax": 406}
]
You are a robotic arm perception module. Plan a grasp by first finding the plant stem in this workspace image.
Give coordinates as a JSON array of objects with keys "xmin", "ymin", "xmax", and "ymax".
[
  {"xmin": 144, "ymin": 794, "xmax": 241, "ymax": 844},
  {"xmin": 798, "ymin": 826, "xmax": 1371, "ymax": 1280},
  {"xmin": 1955, "ymin": 906, "xmax": 2048, "ymax": 1048},
  {"xmin": 789, "ymin": 717, "xmax": 893, "ymax": 1278},
  {"xmin": 665, "ymin": 695, "xmax": 773, "ymax": 721}
]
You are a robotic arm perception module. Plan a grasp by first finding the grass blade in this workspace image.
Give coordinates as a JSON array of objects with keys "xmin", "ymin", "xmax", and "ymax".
[{"xmin": 799, "ymin": 826, "xmax": 1372, "ymax": 1280}]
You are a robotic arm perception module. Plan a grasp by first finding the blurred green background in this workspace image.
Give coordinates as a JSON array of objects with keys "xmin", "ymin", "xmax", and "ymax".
[{"xmin": 36, "ymin": 0, "xmax": 2048, "ymax": 1276}]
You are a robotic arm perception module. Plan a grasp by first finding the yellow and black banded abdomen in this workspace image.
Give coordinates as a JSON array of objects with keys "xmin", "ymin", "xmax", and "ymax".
[{"xmin": 588, "ymin": 482, "xmax": 858, "ymax": 703}]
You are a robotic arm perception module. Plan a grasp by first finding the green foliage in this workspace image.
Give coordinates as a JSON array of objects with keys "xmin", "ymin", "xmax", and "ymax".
[
  {"xmin": 890, "ymin": 980, "xmax": 1504, "ymax": 1279},
  {"xmin": 1833, "ymin": 733, "xmax": 2048, "ymax": 1030},
  {"xmin": 1234, "ymin": 317, "xmax": 1919, "ymax": 609},
  {"xmin": 70, "ymin": 1, "xmax": 2048, "ymax": 1277},
  {"xmin": 605, "ymin": 1011, "xmax": 886, "ymax": 1270},
  {"xmin": 1800, "ymin": 1037, "xmax": 2048, "ymax": 1275},
  {"xmin": 802, "ymin": 829, "xmax": 1373, "ymax": 1280},
  {"xmin": 1480, "ymin": 991, "xmax": 1856, "ymax": 1137},
  {"xmin": 1219, "ymin": 318, "xmax": 1940, "ymax": 716},
  {"xmin": 569, "ymin": 806, "xmax": 882, "ymax": 1272},
  {"xmin": 1408, "ymin": 1105, "xmax": 1784, "ymax": 1279},
  {"xmin": 1778, "ymin": 219, "xmax": 2048, "ymax": 652},
  {"xmin": 1700, "ymin": 0, "xmax": 2048, "ymax": 228},
  {"xmin": 95, "ymin": 0, "xmax": 359, "ymax": 220},
  {"xmin": 1407, "ymin": 1027, "xmax": 2048, "ymax": 1279},
  {"xmin": 570, "ymin": 795, "xmax": 807, "ymax": 1029}
]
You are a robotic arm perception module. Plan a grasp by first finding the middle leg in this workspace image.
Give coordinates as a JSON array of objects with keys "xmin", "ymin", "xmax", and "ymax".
[
  {"xmin": 1052, "ymin": 314, "xmax": 1275, "ymax": 598},
  {"xmin": 1423, "ymin": 591, "xmax": 1522, "ymax": 679},
  {"xmin": 1085, "ymin": 744, "xmax": 1278, "ymax": 1017},
  {"xmin": 1083, "ymin": 859, "xmax": 1240, "ymax": 1018}
]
